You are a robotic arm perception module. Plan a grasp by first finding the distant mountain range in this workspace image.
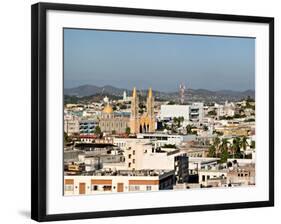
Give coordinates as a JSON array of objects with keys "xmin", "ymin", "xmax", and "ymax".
[
  {"xmin": 64, "ymin": 85, "xmax": 127, "ymax": 97},
  {"xmin": 64, "ymin": 84, "xmax": 255, "ymax": 103}
]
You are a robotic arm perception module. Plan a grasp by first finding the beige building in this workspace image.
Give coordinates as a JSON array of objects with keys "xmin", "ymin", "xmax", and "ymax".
[
  {"xmin": 130, "ymin": 87, "xmax": 156, "ymax": 134},
  {"xmin": 198, "ymin": 169, "xmax": 228, "ymax": 187},
  {"xmin": 227, "ymin": 166, "xmax": 255, "ymax": 186},
  {"xmin": 64, "ymin": 169, "xmax": 174, "ymax": 195},
  {"xmin": 64, "ymin": 115, "xmax": 80, "ymax": 136},
  {"xmin": 99, "ymin": 104, "xmax": 130, "ymax": 134}
]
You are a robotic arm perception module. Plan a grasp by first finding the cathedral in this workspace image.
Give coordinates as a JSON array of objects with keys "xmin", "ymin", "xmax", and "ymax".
[{"xmin": 130, "ymin": 87, "xmax": 155, "ymax": 134}]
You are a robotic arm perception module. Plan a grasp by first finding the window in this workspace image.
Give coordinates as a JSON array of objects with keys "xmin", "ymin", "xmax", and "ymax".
[
  {"xmin": 91, "ymin": 185, "xmax": 98, "ymax": 191},
  {"xmin": 202, "ymin": 175, "xmax": 205, "ymax": 181},
  {"xmin": 146, "ymin": 186, "xmax": 152, "ymax": 191},
  {"xmin": 129, "ymin": 185, "xmax": 140, "ymax": 191},
  {"xmin": 128, "ymin": 162, "xmax": 131, "ymax": 168},
  {"xmin": 133, "ymin": 150, "xmax": 135, "ymax": 155},
  {"xmin": 133, "ymin": 159, "xmax": 135, "ymax": 164},
  {"xmin": 103, "ymin": 185, "xmax": 112, "ymax": 191},
  {"xmin": 207, "ymin": 175, "xmax": 210, "ymax": 180},
  {"xmin": 64, "ymin": 184, "xmax": 74, "ymax": 191},
  {"xmin": 128, "ymin": 154, "xmax": 131, "ymax": 159}
]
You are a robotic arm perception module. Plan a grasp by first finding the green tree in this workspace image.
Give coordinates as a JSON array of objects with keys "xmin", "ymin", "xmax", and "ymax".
[
  {"xmin": 173, "ymin": 117, "xmax": 178, "ymax": 126},
  {"xmin": 221, "ymin": 138, "xmax": 229, "ymax": 153},
  {"xmin": 241, "ymin": 136, "xmax": 248, "ymax": 151},
  {"xmin": 64, "ymin": 132, "xmax": 69, "ymax": 144},
  {"xmin": 125, "ymin": 127, "xmax": 130, "ymax": 135},
  {"xmin": 208, "ymin": 145, "xmax": 216, "ymax": 157},
  {"xmin": 213, "ymin": 137, "xmax": 221, "ymax": 157},
  {"xmin": 208, "ymin": 110, "xmax": 217, "ymax": 116},
  {"xmin": 167, "ymin": 101, "xmax": 175, "ymax": 105},
  {"xmin": 94, "ymin": 126, "xmax": 101, "ymax": 135},
  {"xmin": 250, "ymin": 140, "xmax": 255, "ymax": 149},
  {"xmin": 220, "ymin": 147, "xmax": 229, "ymax": 163},
  {"xmin": 186, "ymin": 124, "xmax": 195, "ymax": 134},
  {"xmin": 232, "ymin": 137, "xmax": 242, "ymax": 158},
  {"xmin": 120, "ymin": 104, "xmax": 127, "ymax": 110},
  {"xmin": 178, "ymin": 116, "xmax": 184, "ymax": 124}
]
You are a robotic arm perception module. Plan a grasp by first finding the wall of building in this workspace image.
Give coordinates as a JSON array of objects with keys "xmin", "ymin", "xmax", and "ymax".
[
  {"xmin": 160, "ymin": 105, "xmax": 190, "ymax": 120},
  {"xmin": 64, "ymin": 175, "xmax": 169, "ymax": 195}
]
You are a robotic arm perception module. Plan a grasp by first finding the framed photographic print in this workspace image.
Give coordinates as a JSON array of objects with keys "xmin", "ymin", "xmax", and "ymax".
[{"xmin": 31, "ymin": 2, "xmax": 274, "ymax": 222}]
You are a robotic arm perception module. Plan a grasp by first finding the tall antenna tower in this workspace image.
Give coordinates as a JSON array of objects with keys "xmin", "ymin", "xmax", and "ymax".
[{"xmin": 179, "ymin": 83, "xmax": 186, "ymax": 104}]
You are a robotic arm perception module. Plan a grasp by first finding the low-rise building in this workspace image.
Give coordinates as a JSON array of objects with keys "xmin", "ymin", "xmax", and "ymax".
[
  {"xmin": 227, "ymin": 165, "xmax": 255, "ymax": 186},
  {"xmin": 64, "ymin": 115, "xmax": 80, "ymax": 136},
  {"xmin": 189, "ymin": 102, "xmax": 204, "ymax": 123},
  {"xmin": 136, "ymin": 133, "xmax": 196, "ymax": 147},
  {"xmin": 79, "ymin": 119, "xmax": 97, "ymax": 134},
  {"xmin": 160, "ymin": 105, "xmax": 190, "ymax": 120},
  {"xmin": 188, "ymin": 157, "xmax": 220, "ymax": 175},
  {"xmin": 198, "ymin": 169, "xmax": 228, "ymax": 187},
  {"xmin": 64, "ymin": 169, "xmax": 174, "ymax": 195}
]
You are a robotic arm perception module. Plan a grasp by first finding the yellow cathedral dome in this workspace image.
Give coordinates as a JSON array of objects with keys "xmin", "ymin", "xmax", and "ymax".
[{"xmin": 103, "ymin": 104, "xmax": 113, "ymax": 113}]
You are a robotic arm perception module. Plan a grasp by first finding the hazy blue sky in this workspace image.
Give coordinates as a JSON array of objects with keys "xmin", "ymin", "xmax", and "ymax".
[{"xmin": 64, "ymin": 28, "xmax": 255, "ymax": 92}]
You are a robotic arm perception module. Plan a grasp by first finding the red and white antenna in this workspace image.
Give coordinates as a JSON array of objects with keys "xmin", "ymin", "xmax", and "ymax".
[{"xmin": 179, "ymin": 83, "xmax": 186, "ymax": 104}]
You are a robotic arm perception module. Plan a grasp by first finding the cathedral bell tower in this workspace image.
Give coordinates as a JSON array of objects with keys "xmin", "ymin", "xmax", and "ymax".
[
  {"xmin": 146, "ymin": 88, "xmax": 155, "ymax": 132},
  {"xmin": 129, "ymin": 87, "xmax": 139, "ymax": 134},
  {"xmin": 130, "ymin": 87, "xmax": 155, "ymax": 134}
]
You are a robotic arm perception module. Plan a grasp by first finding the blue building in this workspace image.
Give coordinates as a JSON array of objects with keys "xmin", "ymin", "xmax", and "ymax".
[{"xmin": 79, "ymin": 120, "xmax": 98, "ymax": 134}]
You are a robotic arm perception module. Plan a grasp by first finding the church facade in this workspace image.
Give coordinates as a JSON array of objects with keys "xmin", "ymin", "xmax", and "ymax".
[
  {"xmin": 130, "ymin": 87, "xmax": 156, "ymax": 134},
  {"xmin": 99, "ymin": 104, "xmax": 130, "ymax": 134}
]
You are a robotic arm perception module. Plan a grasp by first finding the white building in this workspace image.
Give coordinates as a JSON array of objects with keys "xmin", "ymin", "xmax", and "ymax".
[
  {"xmin": 160, "ymin": 105, "xmax": 190, "ymax": 120},
  {"xmin": 216, "ymin": 101, "xmax": 236, "ymax": 118},
  {"xmin": 113, "ymin": 137, "xmax": 189, "ymax": 183},
  {"xmin": 188, "ymin": 157, "xmax": 220, "ymax": 175},
  {"xmin": 136, "ymin": 133, "xmax": 196, "ymax": 147},
  {"xmin": 189, "ymin": 102, "xmax": 204, "ymax": 123}
]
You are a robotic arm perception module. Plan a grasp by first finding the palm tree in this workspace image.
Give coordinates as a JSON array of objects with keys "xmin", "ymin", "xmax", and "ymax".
[
  {"xmin": 250, "ymin": 140, "xmax": 255, "ymax": 149},
  {"xmin": 241, "ymin": 136, "xmax": 248, "ymax": 151},
  {"xmin": 213, "ymin": 137, "xmax": 221, "ymax": 157},
  {"xmin": 186, "ymin": 124, "xmax": 193, "ymax": 134},
  {"xmin": 208, "ymin": 145, "xmax": 216, "ymax": 157},
  {"xmin": 241, "ymin": 136, "xmax": 248, "ymax": 158},
  {"xmin": 217, "ymin": 138, "xmax": 229, "ymax": 162},
  {"xmin": 178, "ymin": 116, "xmax": 184, "ymax": 125},
  {"xmin": 232, "ymin": 137, "xmax": 241, "ymax": 158},
  {"xmin": 221, "ymin": 138, "xmax": 229, "ymax": 153}
]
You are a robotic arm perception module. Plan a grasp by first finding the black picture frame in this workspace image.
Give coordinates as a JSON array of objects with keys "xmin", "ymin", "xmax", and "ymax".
[{"xmin": 31, "ymin": 2, "xmax": 274, "ymax": 222}]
